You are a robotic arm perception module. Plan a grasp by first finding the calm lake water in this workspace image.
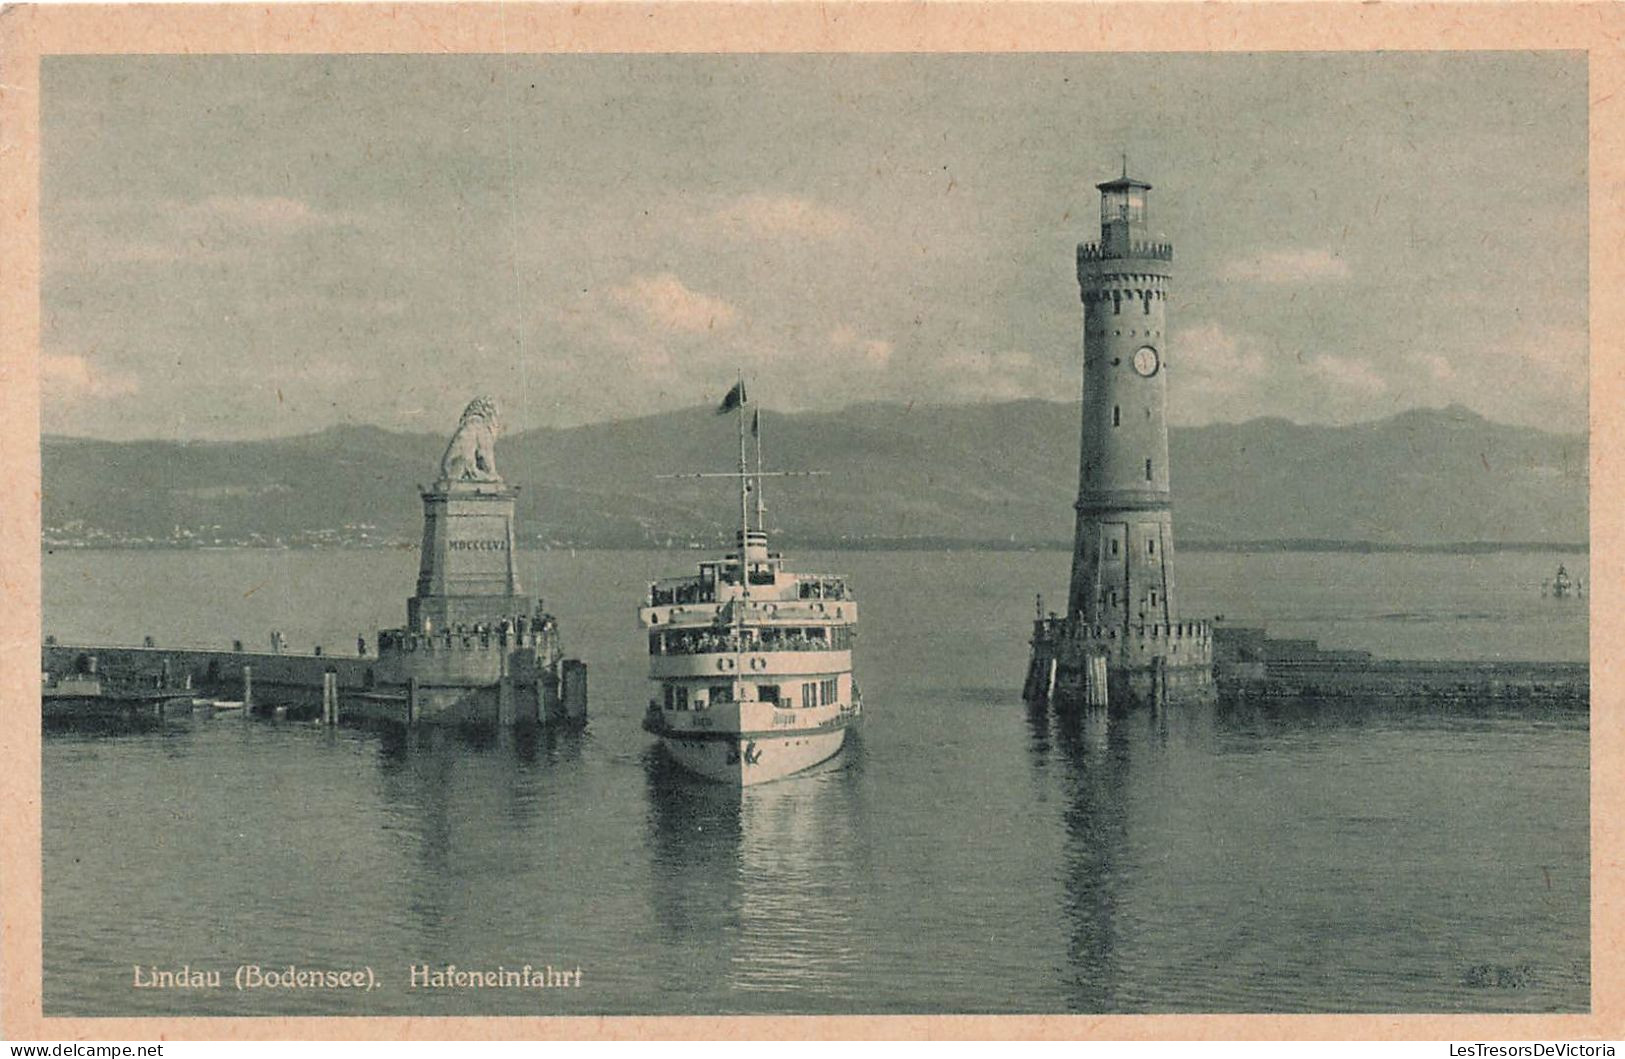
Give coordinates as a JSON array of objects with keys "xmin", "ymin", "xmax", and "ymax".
[{"xmin": 42, "ymin": 548, "xmax": 1589, "ymax": 1015}]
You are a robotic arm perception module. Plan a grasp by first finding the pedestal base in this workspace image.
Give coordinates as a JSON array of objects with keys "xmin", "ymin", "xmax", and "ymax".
[{"xmin": 1025, "ymin": 616, "xmax": 1215, "ymax": 710}]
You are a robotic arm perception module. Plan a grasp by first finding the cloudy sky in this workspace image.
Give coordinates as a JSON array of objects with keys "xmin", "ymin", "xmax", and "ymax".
[{"xmin": 42, "ymin": 52, "xmax": 1586, "ymax": 440}]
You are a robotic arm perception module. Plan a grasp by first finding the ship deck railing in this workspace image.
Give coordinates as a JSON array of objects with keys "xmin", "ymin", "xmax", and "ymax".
[
  {"xmin": 648, "ymin": 576, "xmax": 851, "ymax": 608},
  {"xmin": 649, "ymin": 582, "xmax": 719, "ymax": 606},
  {"xmin": 792, "ymin": 578, "xmax": 851, "ymax": 600},
  {"xmin": 649, "ymin": 696, "xmax": 845, "ymax": 713},
  {"xmin": 650, "ymin": 629, "xmax": 854, "ymax": 656}
]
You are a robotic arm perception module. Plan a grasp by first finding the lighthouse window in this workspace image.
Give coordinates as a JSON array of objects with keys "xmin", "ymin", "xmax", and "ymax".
[
  {"xmin": 1110, "ymin": 539, "xmax": 1119, "ymax": 557},
  {"xmin": 1113, "ymin": 405, "xmax": 1121, "ymax": 427},
  {"xmin": 1146, "ymin": 459, "xmax": 1153, "ymax": 481},
  {"xmin": 1148, "ymin": 538, "xmax": 1156, "ymax": 555}
]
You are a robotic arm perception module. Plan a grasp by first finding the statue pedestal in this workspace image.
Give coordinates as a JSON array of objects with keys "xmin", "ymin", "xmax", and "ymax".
[{"xmin": 407, "ymin": 479, "xmax": 526, "ymax": 633}]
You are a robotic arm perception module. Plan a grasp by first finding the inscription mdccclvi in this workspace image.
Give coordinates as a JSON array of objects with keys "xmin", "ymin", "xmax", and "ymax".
[{"xmin": 447, "ymin": 540, "xmax": 509, "ymax": 551}]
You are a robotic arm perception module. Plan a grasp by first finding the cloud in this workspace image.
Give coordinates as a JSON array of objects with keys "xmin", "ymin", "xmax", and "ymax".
[
  {"xmin": 1173, "ymin": 323, "xmax": 1267, "ymax": 393},
  {"xmin": 1305, "ymin": 353, "xmax": 1387, "ymax": 396},
  {"xmin": 1510, "ymin": 325, "xmax": 1586, "ymax": 392},
  {"xmin": 1166, "ymin": 323, "xmax": 1279, "ymax": 424},
  {"xmin": 932, "ymin": 349, "xmax": 1066, "ymax": 401},
  {"xmin": 829, "ymin": 326, "xmax": 894, "ymax": 366},
  {"xmin": 191, "ymin": 195, "xmax": 331, "ymax": 233},
  {"xmin": 862, "ymin": 339, "xmax": 895, "ymax": 365},
  {"xmin": 274, "ymin": 360, "xmax": 365, "ymax": 385},
  {"xmin": 608, "ymin": 273, "xmax": 739, "ymax": 334},
  {"xmin": 49, "ymin": 195, "xmax": 363, "ymax": 269},
  {"xmin": 1425, "ymin": 354, "xmax": 1456, "ymax": 382},
  {"xmin": 1222, "ymin": 248, "xmax": 1351, "ymax": 284},
  {"xmin": 42, "ymin": 353, "xmax": 140, "ymax": 399},
  {"xmin": 712, "ymin": 194, "xmax": 857, "ymax": 241}
]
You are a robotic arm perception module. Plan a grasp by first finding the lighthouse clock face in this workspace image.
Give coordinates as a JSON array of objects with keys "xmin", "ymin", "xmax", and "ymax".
[{"xmin": 1132, "ymin": 345, "xmax": 1160, "ymax": 377}]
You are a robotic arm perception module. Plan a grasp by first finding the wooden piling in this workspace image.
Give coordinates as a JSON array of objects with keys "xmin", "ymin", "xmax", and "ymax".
[
  {"xmin": 407, "ymin": 677, "xmax": 420, "ymax": 726},
  {"xmin": 562, "ymin": 660, "xmax": 588, "ymax": 721},
  {"xmin": 1083, "ymin": 654, "xmax": 1109, "ymax": 709},
  {"xmin": 322, "ymin": 671, "xmax": 338, "ymax": 725},
  {"xmin": 242, "ymin": 664, "xmax": 254, "ymax": 716},
  {"xmin": 497, "ymin": 675, "xmax": 515, "ymax": 726}
]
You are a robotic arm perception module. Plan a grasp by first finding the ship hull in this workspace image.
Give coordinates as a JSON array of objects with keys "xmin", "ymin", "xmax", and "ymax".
[{"xmin": 660, "ymin": 726, "xmax": 848, "ymax": 786}]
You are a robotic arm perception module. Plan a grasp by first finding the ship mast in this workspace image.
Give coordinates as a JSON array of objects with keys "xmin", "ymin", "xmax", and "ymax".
[
  {"xmin": 735, "ymin": 370, "xmax": 749, "ymax": 599},
  {"xmin": 754, "ymin": 409, "xmax": 766, "ymax": 535},
  {"xmin": 653, "ymin": 378, "xmax": 827, "ymax": 603}
]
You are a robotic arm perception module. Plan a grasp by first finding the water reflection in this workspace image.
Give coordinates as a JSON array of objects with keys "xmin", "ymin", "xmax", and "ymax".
[
  {"xmin": 368, "ymin": 724, "xmax": 587, "ymax": 951},
  {"xmin": 642, "ymin": 737, "xmax": 869, "ymax": 1011},
  {"xmin": 1035, "ymin": 707, "xmax": 1130, "ymax": 1012},
  {"xmin": 1025, "ymin": 702, "xmax": 1223, "ymax": 1012},
  {"xmin": 643, "ymin": 747, "xmax": 745, "ymax": 939},
  {"xmin": 43, "ymin": 712, "xmax": 198, "ymax": 741}
]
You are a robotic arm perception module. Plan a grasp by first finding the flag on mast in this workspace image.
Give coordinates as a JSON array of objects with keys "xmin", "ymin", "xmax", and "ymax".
[
  {"xmin": 751, "ymin": 409, "xmax": 760, "ymax": 437},
  {"xmin": 716, "ymin": 381, "xmax": 748, "ymax": 415}
]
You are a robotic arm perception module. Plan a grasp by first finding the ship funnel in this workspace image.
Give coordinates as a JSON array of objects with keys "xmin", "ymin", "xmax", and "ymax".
[{"xmin": 736, "ymin": 529, "xmax": 770, "ymax": 563}]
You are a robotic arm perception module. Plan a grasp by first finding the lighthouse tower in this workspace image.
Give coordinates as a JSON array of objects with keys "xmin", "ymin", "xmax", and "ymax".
[
  {"xmin": 1025, "ymin": 169, "xmax": 1214, "ymax": 709},
  {"xmin": 1069, "ymin": 174, "xmax": 1176, "ymax": 626}
]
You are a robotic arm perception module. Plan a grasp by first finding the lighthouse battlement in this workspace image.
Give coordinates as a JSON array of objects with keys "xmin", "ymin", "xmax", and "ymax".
[
  {"xmin": 1033, "ymin": 616, "xmax": 1213, "ymax": 648},
  {"xmin": 1077, "ymin": 241, "xmax": 1174, "ymax": 263}
]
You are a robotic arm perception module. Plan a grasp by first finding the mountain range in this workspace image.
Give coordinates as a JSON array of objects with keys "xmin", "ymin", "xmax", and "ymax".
[{"xmin": 40, "ymin": 401, "xmax": 1588, "ymax": 550}]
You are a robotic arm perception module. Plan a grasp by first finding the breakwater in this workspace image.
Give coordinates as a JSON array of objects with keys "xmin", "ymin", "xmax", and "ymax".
[
  {"xmin": 1213, "ymin": 626, "xmax": 1588, "ymax": 707},
  {"xmin": 41, "ymin": 640, "xmax": 587, "ymax": 727}
]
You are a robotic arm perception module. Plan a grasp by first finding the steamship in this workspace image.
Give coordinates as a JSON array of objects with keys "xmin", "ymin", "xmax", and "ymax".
[{"xmin": 638, "ymin": 383, "xmax": 861, "ymax": 785}]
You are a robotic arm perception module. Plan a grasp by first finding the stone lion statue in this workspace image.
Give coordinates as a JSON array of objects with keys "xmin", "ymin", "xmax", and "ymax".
[{"xmin": 440, "ymin": 396, "xmax": 501, "ymax": 482}]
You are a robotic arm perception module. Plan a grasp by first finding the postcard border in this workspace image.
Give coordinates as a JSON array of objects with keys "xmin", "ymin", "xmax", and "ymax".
[{"xmin": 2, "ymin": 1, "xmax": 1620, "ymax": 1041}]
